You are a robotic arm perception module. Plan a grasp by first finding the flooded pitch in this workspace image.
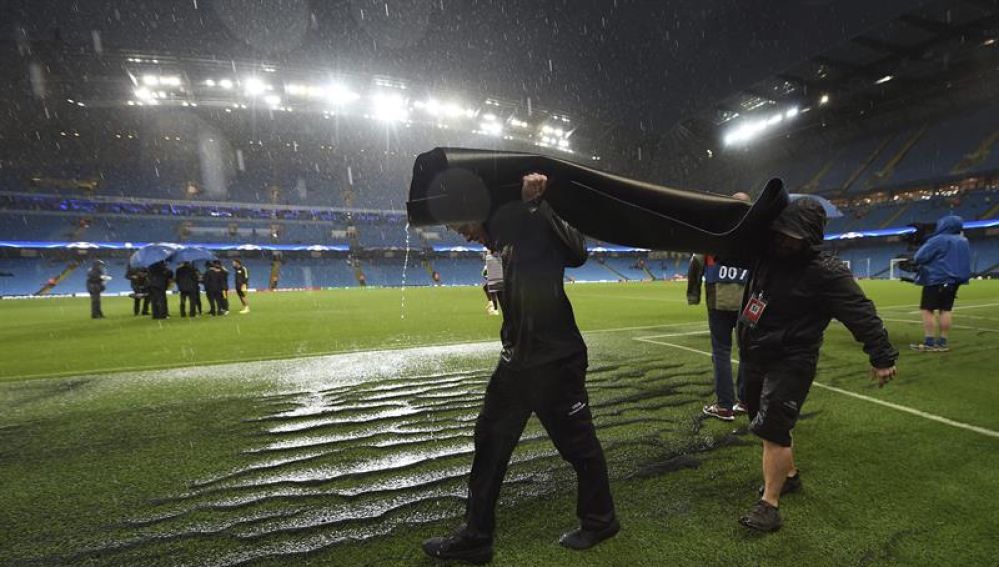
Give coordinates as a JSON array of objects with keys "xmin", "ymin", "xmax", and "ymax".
[{"xmin": 6, "ymin": 332, "xmax": 747, "ymax": 566}]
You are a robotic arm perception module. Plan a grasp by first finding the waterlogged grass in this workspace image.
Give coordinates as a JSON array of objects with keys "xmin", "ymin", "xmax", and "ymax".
[{"xmin": 0, "ymin": 281, "xmax": 997, "ymax": 565}]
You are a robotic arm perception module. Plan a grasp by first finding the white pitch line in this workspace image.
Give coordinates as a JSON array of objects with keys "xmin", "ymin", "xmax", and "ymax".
[
  {"xmin": 906, "ymin": 301, "xmax": 999, "ymax": 315},
  {"xmin": 882, "ymin": 318, "xmax": 999, "ymax": 333},
  {"xmin": 636, "ymin": 330, "xmax": 711, "ymax": 339},
  {"xmin": 633, "ymin": 336, "xmax": 999, "ymax": 439},
  {"xmin": 583, "ymin": 321, "xmax": 706, "ymax": 334}
]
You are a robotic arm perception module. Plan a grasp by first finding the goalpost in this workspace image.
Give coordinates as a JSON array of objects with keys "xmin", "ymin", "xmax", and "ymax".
[{"xmin": 889, "ymin": 258, "xmax": 908, "ymax": 281}]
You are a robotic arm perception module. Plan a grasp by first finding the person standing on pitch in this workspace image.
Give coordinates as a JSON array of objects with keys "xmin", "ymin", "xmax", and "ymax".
[
  {"xmin": 482, "ymin": 250, "xmax": 503, "ymax": 316},
  {"xmin": 232, "ymin": 259, "xmax": 250, "ymax": 314},
  {"xmin": 147, "ymin": 261, "xmax": 172, "ymax": 320},
  {"xmin": 86, "ymin": 260, "xmax": 110, "ymax": 319},
  {"xmin": 126, "ymin": 265, "xmax": 150, "ymax": 316},
  {"xmin": 203, "ymin": 260, "xmax": 228, "ymax": 316},
  {"xmin": 423, "ymin": 174, "xmax": 618, "ymax": 564},
  {"xmin": 687, "ymin": 191, "xmax": 752, "ymax": 421},
  {"xmin": 910, "ymin": 215, "xmax": 971, "ymax": 352},
  {"xmin": 175, "ymin": 261, "xmax": 202, "ymax": 318},
  {"xmin": 736, "ymin": 198, "xmax": 898, "ymax": 533}
]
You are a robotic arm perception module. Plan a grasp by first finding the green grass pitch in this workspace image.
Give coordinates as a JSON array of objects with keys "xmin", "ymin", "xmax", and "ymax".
[{"xmin": 1, "ymin": 280, "xmax": 998, "ymax": 566}]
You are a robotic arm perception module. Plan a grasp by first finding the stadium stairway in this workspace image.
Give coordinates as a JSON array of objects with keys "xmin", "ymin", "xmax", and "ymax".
[
  {"xmin": 879, "ymin": 201, "xmax": 915, "ymax": 229},
  {"xmin": 641, "ymin": 264, "xmax": 657, "ymax": 281},
  {"xmin": 595, "ymin": 257, "xmax": 630, "ymax": 281},
  {"xmin": 843, "ymin": 137, "xmax": 891, "ymax": 193},
  {"xmin": 980, "ymin": 201, "xmax": 999, "ymax": 220},
  {"xmin": 36, "ymin": 259, "xmax": 83, "ymax": 296},
  {"xmin": 952, "ymin": 130, "xmax": 999, "ymax": 174},
  {"xmin": 800, "ymin": 159, "xmax": 836, "ymax": 194},
  {"xmin": 870, "ymin": 125, "xmax": 928, "ymax": 187}
]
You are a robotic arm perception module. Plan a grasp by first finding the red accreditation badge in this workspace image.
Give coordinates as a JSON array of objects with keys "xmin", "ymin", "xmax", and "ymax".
[{"xmin": 740, "ymin": 292, "xmax": 768, "ymax": 327}]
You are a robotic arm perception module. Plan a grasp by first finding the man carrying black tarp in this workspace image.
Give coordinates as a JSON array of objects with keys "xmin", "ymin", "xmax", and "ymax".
[
  {"xmin": 736, "ymin": 198, "xmax": 898, "ymax": 533},
  {"xmin": 423, "ymin": 174, "xmax": 618, "ymax": 564}
]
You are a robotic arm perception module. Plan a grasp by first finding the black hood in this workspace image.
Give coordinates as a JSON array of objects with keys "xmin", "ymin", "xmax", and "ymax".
[{"xmin": 771, "ymin": 198, "xmax": 827, "ymax": 248}]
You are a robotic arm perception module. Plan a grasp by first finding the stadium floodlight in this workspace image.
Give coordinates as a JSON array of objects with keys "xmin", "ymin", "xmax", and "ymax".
[
  {"xmin": 324, "ymin": 84, "xmax": 360, "ymax": 106},
  {"xmin": 204, "ymin": 79, "xmax": 216, "ymax": 87},
  {"xmin": 785, "ymin": 106, "xmax": 799, "ymax": 119},
  {"xmin": 819, "ymin": 93, "xmax": 830, "ymax": 105},
  {"xmin": 479, "ymin": 121, "xmax": 503, "ymax": 136},
  {"xmin": 541, "ymin": 125, "xmax": 554, "ymax": 134},
  {"xmin": 133, "ymin": 87, "xmax": 155, "ymax": 101},
  {"xmin": 483, "ymin": 113, "xmax": 497, "ymax": 122},
  {"xmin": 141, "ymin": 74, "xmax": 160, "ymax": 86},
  {"xmin": 243, "ymin": 77, "xmax": 269, "ymax": 96},
  {"xmin": 875, "ymin": 75, "xmax": 893, "ymax": 85},
  {"xmin": 160, "ymin": 76, "xmax": 182, "ymax": 87},
  {"xmin": 558, "ymin": 138, "xmax": 569, "ymax": 148},
  {"xmin": 264, "ymin": 94, "xmax": 281, "ymax": 107},
  {"xmin": 766, "ymin": 113, "xmax": 783, "ymax": 126},
  {"xmin": 371, "ymin": 93, "xmax": 408, "ymax": 122}
]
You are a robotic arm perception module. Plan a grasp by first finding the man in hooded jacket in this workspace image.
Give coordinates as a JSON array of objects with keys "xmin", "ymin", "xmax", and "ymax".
[
  {"xmin": 910, "ymin": 215, "xmax": 971, "ymax": 352},
  {"xmin": 736, "ymin": 198, "xmax": 898, "ymax": 533}
]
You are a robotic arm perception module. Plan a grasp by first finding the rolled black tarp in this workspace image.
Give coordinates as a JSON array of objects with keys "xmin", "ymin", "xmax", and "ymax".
[{"xmin": 407, "ymin": 147, "xmax": 788, "ymax": 257}]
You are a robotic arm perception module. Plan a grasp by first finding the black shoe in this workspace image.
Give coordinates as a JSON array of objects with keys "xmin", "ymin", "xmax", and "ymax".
[
  {"xmin": 559, "ymin": 519, "xmax": 620, "ymax": 550},
  {"xmin": 758, "ymin": 471, "xmax": 802, "ymax": 497},
  {"xmin": 422, "ymin": 530, "xmax": 493, "ymax": 564},
  {"xmin": 740, "ymin": 500, "xmax": 782, "ymax": 532}
]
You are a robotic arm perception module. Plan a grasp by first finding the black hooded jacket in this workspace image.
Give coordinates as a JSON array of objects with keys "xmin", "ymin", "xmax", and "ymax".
[
  {"xmin": 738, "ymin": 199, "xmax": 898, "ymax": 369},
  {"xmin": 487, "ymin": 200, "xmax": 588, "ymax": 369}
]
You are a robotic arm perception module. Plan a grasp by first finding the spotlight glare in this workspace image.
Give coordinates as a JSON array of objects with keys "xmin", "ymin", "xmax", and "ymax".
[
  {"xmin": 264, "ymin": 94, "xmax": 281, "ymax": 106},
  {"xmin": 243, "ymin": 77, "xmax": 269, "ymax": 96},
  {"xmin": 141, "ymin": 74, "xmax": 159, "ymax": 86},
  {"xmin": 479, "ymin": 121, "xmax": 503, "ymax": 136},
  {"xmin": 371, "ymin": 93, "xmax": 408, "ymax": 122},
  {"xmin": 819, "ymin": 93, "xmax": 830, "ymax": 105},
  {"xmin": 219, "ymin": 79, "xmax": 233, "ymax": 89},
  {"xmin": 133, "ymin": 87, "xmax": 155, "ymax": 101},
  {"xmin": 325, "ymin": 84, "xmax": 360, "ymax": 106}
]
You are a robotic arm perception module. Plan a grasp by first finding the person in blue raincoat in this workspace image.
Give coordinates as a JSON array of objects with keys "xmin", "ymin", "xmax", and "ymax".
[{"xmin": 910, "ymin": 215, "xmax": 971, "ymax": 352}]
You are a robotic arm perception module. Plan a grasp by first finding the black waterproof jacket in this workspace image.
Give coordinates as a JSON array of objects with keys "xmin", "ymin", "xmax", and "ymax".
[
  {"xmin": 175, "ymin": 265, "xmax": 200, "ymax": 293},
  {"xmin": 147, "ymin": 263, "xmax": 173, "ymax": 291},
  {"xmin": 738, "ymin": 199, "xmax": 898, "ymax": 369},
  {"xmin": 487, "ymin": 200, "xmax": 588, "ymax": 369},
  {"xmin": 203, "ymin": 267, "xmax": 228, "ymax": 293}
]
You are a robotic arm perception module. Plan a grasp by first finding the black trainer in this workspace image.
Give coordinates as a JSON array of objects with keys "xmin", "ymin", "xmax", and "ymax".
[
  {"xmin": 422, "ymin": 529, "xmax": 493, "ymax": 564},
  {"xmin": 559, "ymin": 519, "xmax": 621, "ymax": 550},
  {"xmin": 739, "ymin": 500, "xmax": 782, "ymax": 532},
  {"xmin": 757, "ymin": 471, "xmax": 802, "ymax": 497}
]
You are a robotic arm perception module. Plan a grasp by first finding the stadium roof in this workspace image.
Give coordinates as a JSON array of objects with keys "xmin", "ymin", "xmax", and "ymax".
[{"xmin": 2, "ymin": 0, "xmax": 933, "ymax": 171}]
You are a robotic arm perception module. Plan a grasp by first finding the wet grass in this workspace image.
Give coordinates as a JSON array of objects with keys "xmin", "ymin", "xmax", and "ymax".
[{"xmin": 1, "ymin": 281, "xmax": 998, "ymax": 565}]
